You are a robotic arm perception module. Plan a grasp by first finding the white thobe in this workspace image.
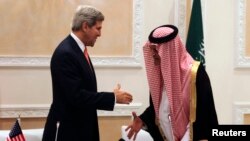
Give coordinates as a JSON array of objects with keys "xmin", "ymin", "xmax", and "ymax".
[{"xmin": 159, "ymin": 87, "xmax": 190, "ymax": 141}]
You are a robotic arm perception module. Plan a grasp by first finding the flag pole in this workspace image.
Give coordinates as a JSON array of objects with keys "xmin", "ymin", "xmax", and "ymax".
[
  {"xmin": 55, "ymin": 121, "xmax": 60, "ymax": 141},
  {"xmin": 17, "ymin": 114, "xmax": 21, "ymax": 125}
]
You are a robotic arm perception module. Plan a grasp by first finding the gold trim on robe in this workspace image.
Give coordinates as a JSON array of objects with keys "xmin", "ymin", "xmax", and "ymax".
[{"xmin": 189, "ymin": 61, "xmax": 200, "ymax": 141}]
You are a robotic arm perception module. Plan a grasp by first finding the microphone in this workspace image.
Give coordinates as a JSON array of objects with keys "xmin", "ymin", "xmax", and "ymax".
[{"xmin": 55, "ymin": 121, "xmax": 60, "ymax": 141}]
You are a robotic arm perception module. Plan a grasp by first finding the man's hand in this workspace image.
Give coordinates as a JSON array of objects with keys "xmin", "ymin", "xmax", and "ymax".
[
  {"xmin": 114, "ymin": 84, "xmax": 133, "ymax": 104},
  {"xmin": 125, "ymin": 112, "xmax": 144, "ymax": 140}
]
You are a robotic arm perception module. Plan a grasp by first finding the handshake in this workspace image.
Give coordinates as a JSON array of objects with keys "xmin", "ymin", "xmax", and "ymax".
[{"xmin": 113, "ymin": 84, "xmax": 133, "ymax": 104}]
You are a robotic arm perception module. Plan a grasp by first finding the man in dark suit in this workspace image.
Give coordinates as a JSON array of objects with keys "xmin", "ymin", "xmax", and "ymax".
[{"xmin": 42, "ymin": 5, "xmax": 133, "ymax": 141}]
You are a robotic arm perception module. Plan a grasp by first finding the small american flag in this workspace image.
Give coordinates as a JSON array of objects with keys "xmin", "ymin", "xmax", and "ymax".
[{"xmin": 6, "ymin": 119, "xmax": 26, "ymax": 141}]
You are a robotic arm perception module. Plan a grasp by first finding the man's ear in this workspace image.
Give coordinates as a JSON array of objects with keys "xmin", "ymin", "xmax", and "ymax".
[{"xmin": 81, "ymin": 22, "xmax": 89, "ymax": 32}]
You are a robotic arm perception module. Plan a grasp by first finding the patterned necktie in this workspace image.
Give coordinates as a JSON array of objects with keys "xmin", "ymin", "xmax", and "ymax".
[{"xmin": 84, "ymin": 48, "xmax": 90, "ymax": 65}]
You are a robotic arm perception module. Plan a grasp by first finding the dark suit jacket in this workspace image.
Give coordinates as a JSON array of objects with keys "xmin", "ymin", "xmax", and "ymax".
[
  {"xmin": 42, "ymin": 35, "xmax": 115, "ymax": 141},
  {"xmin": 139, "ymin": 64, "xmax": 219, "ymax": 141}
]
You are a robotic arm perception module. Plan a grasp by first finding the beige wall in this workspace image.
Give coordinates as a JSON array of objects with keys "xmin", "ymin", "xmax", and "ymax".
[
  {"xmin": 0, "ymin": 0, "xmax": 133, "ymax": 57},
  {"xmin": 0, "ymin": 0, "xmax": 170, "ymax": 140},
  {"xmin": 244, "ymin": 114, "xmax": 250, "ymax": 124},
  {"xmin": 1, "ymin": 1, "xmax": 250, "ymax": 141},
  {"xmin": 205, "ymin": 0, "xmax": 250, "ymax": 124}
]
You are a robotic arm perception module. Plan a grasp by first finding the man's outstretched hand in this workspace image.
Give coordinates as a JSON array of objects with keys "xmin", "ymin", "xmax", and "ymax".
[
  {"xmin": 125, "ymin": 112, "xmax": 144, "ymax": 140},
  {"xmin": 114, "ymin": 84, "xmax": 133, "ymax": 104}
]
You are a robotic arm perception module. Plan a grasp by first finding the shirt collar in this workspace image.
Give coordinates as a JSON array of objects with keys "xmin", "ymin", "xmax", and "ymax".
[{"xmin": 70, "ymin": 32, "xmax": 86, "ymax": 52}]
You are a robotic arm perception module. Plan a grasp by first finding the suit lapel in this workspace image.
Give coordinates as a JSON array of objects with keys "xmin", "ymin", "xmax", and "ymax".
[{"xmin": 67, "ymin": 35, "xmax": 96, "ymax": 82}]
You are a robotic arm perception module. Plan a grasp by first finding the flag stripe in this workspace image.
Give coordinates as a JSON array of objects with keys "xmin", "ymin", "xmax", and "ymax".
[{"xmin": 5, "ymin": 119, "xmax": 26, "ymax": 141}]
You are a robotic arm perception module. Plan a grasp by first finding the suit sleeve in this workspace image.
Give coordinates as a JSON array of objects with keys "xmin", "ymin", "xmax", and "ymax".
[
  {"xmin": 51, "ymin": 48, "xmax": 115, "ymax": 111},
  {"xmin": 193, "ymin": 65, "xmax": 219, "ymax": 140},
  {"xmin": 139, "ymin": 95, "xmax": 164, "ymax": 141}
]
